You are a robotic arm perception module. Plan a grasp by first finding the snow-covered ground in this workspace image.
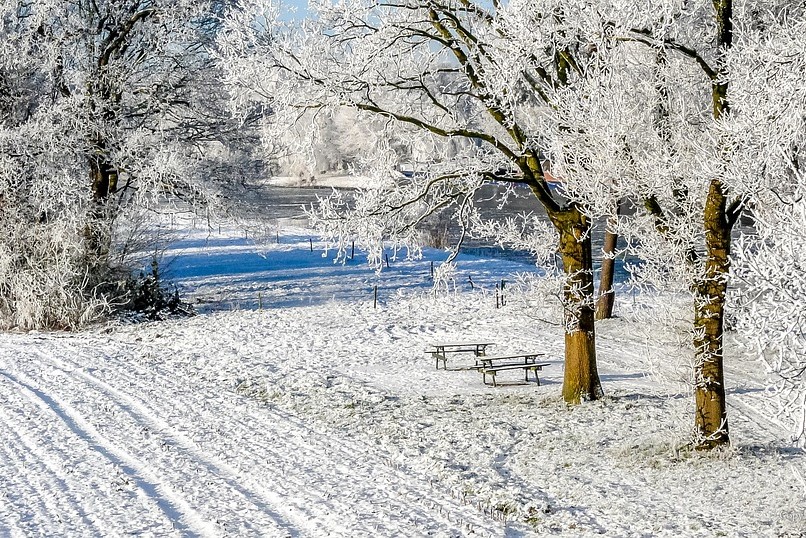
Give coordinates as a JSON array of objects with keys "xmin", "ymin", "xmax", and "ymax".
[{"xmin": 1, "ymin": 220, "xmax": 804, "ymax": 537}]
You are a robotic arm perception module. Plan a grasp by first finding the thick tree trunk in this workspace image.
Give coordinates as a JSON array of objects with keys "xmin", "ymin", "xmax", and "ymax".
[
  {"xmin": 686, "ymin": 0, "xmax": 733, "ymax": 450},
  {"xmin": 85, "ymin": 153, "xmax": 118, "ymax": 258},
  {"xmin": 91, "ymin": 159, "xmax": 118, "ymax": 203},
  {"xmin": 557, "ymin": 210, "xmax": 604, "ymax": 404},
  {"xmin": 692, "ymin": 179, "xmax": 731, "ymax": 449},
  {"xmin": 595, "ymin": 209, "xmax": 620, "ymax": 320}
]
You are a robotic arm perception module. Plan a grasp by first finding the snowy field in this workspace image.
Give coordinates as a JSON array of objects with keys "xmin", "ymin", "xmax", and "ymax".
[{"xmin": 1, "ymin": 220, "xmax": 804, "ymax": 537}]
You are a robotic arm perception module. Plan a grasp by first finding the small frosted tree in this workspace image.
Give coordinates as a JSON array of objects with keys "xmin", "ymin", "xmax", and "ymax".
[
  {"xmin": 734, "ymin": 200, "xmax": 806, "ymax": 448},
  {"xmin": 220, "ymin": 0, "xmax": 617, "ymax": 403},
  {"xmin": 728, "ymin": 11, "xmax": 806, "ymax": 447},
  {"xmin": 0, "ymin": 0, "xmax": 253, "ymax": 329}
]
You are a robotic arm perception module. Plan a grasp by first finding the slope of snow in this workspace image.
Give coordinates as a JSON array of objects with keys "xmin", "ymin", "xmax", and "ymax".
[{"xmin": 0, "ymin": 220, "xmax": 803, "ymax": 537}]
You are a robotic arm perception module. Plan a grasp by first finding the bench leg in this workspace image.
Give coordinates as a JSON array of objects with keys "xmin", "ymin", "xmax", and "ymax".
[
  {"xmin": 522, "ymin": 367, "xmax": 540, "ymax": 386},
  {"xmin": 532, "ymin": 367, "xmax": 541, "ymax": 386},
  {"xmin": 482, "ymin": 371, "xmax": 496, "ymax": 386}
]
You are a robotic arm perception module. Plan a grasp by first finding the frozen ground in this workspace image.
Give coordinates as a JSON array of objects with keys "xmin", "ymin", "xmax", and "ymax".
[{"xmin": 0, "ymin": 220, "xmax": 804, "ymax": 537}]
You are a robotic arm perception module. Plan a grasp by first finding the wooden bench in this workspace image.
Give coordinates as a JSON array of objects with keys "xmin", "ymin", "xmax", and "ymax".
[
  {"xmin": 479, "ymin": 357, "xmax": 550, "ymax": 387},
  {"xmin": 426, "ymin": 342, "xmax": 494, "ymax": 370},
  {"xmin": 474, "ymin": 352, "xmax": 545, "ymax": 369}
]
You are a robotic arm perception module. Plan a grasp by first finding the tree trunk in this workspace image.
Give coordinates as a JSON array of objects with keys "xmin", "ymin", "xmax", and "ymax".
[
  {"xmin": 557, "ymin": 210, "xmax": 604, "ymax": 404},
  {"xmin": 688, "ymin": 0, "xmax": 732, "ymax": 450},
  {"xmin": 85, "ymin": 153, "xmax": 118, "ymax": 258},
  {"xmin": 595, "ymin": 206, "xmax": 620, "ymax": 320},
  {"xmin": 692, "ymin": 179, "xmax": 731, "ymax": 449}
]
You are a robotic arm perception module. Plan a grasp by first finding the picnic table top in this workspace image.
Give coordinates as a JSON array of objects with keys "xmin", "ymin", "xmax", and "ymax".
[
  {"xmin": 477, "ymin": 352, "xmax": 547, "ymax": 361},
  {"xmin": 428, "ymin": 341, "xmax": 495, "ymax": 349},
  {"xmin": 480, "ymin": 362, "xmax": 551, "ymax": 370}
]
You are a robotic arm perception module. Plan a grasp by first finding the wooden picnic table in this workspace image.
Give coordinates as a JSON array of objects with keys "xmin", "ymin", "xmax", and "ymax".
[
  {"xmin": 475, "ymin": 352, "xmax": 550, "ymax": 386},
  {"xmin": 426, "ymin": 342, "xmax": 494, "ymax": 370}
]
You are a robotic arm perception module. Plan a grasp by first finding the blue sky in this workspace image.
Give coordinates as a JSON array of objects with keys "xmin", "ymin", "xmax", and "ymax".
[{"xmin": 279, "ymin": 0, "xmax": 310, "ymax": 20}]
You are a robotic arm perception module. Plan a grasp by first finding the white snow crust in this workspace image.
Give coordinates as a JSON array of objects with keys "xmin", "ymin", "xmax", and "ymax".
[{"xmin": 0, "ymin": 220, "xmax": 803, "ymax": 537}]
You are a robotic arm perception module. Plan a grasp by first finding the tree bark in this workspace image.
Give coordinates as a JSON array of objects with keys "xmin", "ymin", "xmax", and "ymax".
[
  {"xmin": 594, "ymin": 228, "xmax": 617, "ymax": 320},
  {"xmin": 692, "ymin": 179, "xmax": 731, "ymax": 449},
  {"xmin": 556, "ymin": 209, "xmax": 604, "ymax": 403},
  {"xmin": 595, "ymin": 206, "xmax": 620, "ymax": 320},
  {"xmin": 686, "ymin": 0, "xmax": 733, "ymax": 450},
  {"xmin": 85, "ymin": 151, "xmax": 118, "ymax": 258}
]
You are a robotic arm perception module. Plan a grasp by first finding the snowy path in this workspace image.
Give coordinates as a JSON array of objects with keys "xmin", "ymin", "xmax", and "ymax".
[{"xmin": 0, "ymin": 336, "xmax": 501, "ymax": 537}]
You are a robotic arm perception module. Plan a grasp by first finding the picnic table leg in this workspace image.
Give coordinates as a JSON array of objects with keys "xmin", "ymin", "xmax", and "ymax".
[
  {"xmin": 483, "ymin": 370, "xmax": 495, "ymax": 386},
  {"xmin": 434, "ymin": 347, "xmax": 446, "ymax": 370}
]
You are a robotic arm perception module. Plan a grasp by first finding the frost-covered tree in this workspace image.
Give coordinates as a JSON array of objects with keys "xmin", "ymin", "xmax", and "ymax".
[
  {"xmin": 0, "ymin": 0, "xmax": 252, "ymax": 329},
  {"xmin": 734, "ymin": 199, "xmax": 806, "ymax": 448},
  {"xmin": 274, "ymin": 108, "xmax": 384, "ymax": 179},
  {"xmin": 549, "ymin": 1, "xmax": 806, "ymax": 448},
  {"xmin": 728, "ymin": 11, "xmax": 806, "ymax": 447},
  {"xmin": 219, "ymin": 0, "xmax": 615, "ymax": 403}
]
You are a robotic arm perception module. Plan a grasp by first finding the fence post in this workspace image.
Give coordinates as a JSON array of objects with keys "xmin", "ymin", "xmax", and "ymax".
[
  {"xmin": 258, "ymin": 292, "xmax": 263, "ymax": 310},
  {"xmin": 374, "ymin": 285, "xmax": 378, "ymax": 309},
  {"xmin": 351, "ymin": 240, "xmax": 355, "ymax": 260},
  {"xmin": 500, "ymin": 279, "xmax": 506, "ymax": 306},
  {"xmin": 385, "ymin": 253, "xmax": 390, "ymax": 268},
  {"xmin": 468, "ymin": 275, "xmax": 474, "ymax": 290},
  {"xmin": 310, "ymin": 238, "xmax": 313, "ymax": 252}
]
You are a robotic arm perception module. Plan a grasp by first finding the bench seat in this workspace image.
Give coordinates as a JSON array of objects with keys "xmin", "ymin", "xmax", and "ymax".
[
  {"xmin": 475, "ymin": 352, "xmax": 545, "ymax": 368},
  {"xmin": 427, "ymin": 342, "xmax": 493, "ymax": 369},
  {"xmin": 480, "ymin": 363, "xmax": 550, "ymax": 387}
]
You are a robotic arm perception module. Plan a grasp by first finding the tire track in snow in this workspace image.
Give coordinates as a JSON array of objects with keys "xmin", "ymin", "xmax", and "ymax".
[
  {"xmin": 52, "ymin": 356, "xmax": 374, "ymax": 536},
  {"xmin": 0, "ymin": 422, "xmax": 71, "ymax": 536},
  {"xmin": 0, "ymin": 380, "xmax": 103, "ymax": 536},
  {"xmin": 110, "ymin": 355, "xmax": 499, "ymax": 535},
  {"xmin": 0, "ymin": 365, "xmax": 214, "ymax": 537},
  {"xmin": 36, "ymin": 349, "xmax": 339, "ymax": 537},
  {"xmin": 29, "ymin": 338, "xmax": 502, "ymax": 536}
]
